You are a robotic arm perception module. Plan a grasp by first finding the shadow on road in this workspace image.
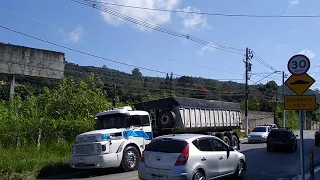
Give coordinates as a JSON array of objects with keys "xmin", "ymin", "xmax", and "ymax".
[
  {"xmin": 37, "ymin": 165, "xmax": 125, "ymax": 179},
  {"xmin": 38, "ymin": 138, "xmax": 319, "ymax": 180}
]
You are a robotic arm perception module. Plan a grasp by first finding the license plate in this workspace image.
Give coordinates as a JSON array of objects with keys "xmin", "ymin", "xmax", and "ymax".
[
  {"xmin": 152, "ymin": 176, "xmax": 164, "ymax": 180},
  {"xmin": 77, "ymin": 163, "xmax": 86, "ymax": 167}
]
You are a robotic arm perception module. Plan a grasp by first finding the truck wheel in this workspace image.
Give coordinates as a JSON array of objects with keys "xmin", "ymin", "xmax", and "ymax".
[
  {"xmin": 232, "ymin": 135, "xmax": 240, "ymax": 150},
  {"xmin": 157, "ymin": 111, "xmax": 176, "ymax": 129},
  {"xmin": 223, "ymin": 136, "xmax": 231, "ymax": 147},
  {"xmin": 121, "ymin": 146, "xmax": 140, "ymax": 172}
]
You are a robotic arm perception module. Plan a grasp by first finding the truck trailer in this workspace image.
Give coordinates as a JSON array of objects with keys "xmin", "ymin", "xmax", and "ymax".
[{"xmin": 69, "ymin": 97, "xmax": 242, "ymax": 172}]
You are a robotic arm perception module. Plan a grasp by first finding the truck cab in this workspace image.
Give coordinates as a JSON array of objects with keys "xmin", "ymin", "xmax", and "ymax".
[{"xmin": 69, "ymin": 106, "xmax": 152, "ymax": 171}]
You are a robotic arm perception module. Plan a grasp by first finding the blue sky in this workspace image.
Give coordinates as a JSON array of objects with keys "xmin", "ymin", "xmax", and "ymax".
[{"xmin": 1, "ymin": 0, "xmax": 320, "ymax": 89}]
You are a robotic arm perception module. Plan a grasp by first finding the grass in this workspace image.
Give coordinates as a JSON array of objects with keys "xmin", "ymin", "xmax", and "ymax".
[{"xmin": 0, "ymin": 141, "xmax": 75, "ymax": 180}]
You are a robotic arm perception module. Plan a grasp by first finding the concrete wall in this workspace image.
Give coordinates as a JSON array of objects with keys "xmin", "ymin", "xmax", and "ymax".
[
  {"xmin": 0, "ymin": 43, "xmax": 65, "ymax": 79},
  {"xmin": 240, "ymin": 111, "xmax": 274, "ymax": 130}
]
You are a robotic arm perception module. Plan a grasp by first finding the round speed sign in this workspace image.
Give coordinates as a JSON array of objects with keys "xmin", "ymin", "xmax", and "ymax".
[{"xmin": 287, "ymin": 54, "xmax": 310, "ymax": 75}]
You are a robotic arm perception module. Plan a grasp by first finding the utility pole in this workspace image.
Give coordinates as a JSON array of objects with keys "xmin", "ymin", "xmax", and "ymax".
[
  {"xmin": 282, "ymin": 71, "xmax": 286, "ymax": 128},
  {"xmin": 244, "ymin": 48, "xmax": 253, "ymax": 136},
  {"xmin": 112, "ymin": 85, "xmax": 116, "ymax": 109}
]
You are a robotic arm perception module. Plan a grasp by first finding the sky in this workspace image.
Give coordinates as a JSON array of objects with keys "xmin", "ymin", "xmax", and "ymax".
[{"xmin": 1, "ymin": 0, "xmax": 320, "ymax": 89}]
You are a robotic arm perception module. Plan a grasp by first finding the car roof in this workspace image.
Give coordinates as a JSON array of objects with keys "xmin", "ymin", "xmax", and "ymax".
[
  {"xmin": 270, "ymin": 129, "xmax": 291, "ymax": 132},
  {"xmin": 153, "ymin": 133, "xmax": 216, "ymax": 142}
]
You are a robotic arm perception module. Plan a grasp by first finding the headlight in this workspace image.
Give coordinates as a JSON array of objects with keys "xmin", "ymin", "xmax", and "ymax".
[
  {"xmin": 71, "ymin": 146, "xmax": 75, "ymax": 154},
  {"xmin": 248, "ymin": 135, "xmax": 251, "ymax": 138},
  {"xmin": 96, "ymin": 144, "xmax": 102, "ymax": 154}
]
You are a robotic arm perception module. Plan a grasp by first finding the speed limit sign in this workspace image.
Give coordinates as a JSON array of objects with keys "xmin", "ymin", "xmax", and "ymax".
[{"xmin": 287, "ymin": 54, "xmax": 310, "ymax": 75}]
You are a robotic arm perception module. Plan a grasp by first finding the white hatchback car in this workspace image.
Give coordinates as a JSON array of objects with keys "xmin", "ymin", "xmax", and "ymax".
[
  {"xmin": 138, "ymin": 134, "xmax": 246, "ymax": 180},
  {"xmin": 248, "ymin": 126, "xmax": 271, "ymax": 143}
]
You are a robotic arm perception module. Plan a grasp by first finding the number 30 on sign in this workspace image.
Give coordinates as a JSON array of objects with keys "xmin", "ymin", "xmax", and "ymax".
[{"xmin": 287, "ymin": 54, "xmax": 310, "ymax": 75}]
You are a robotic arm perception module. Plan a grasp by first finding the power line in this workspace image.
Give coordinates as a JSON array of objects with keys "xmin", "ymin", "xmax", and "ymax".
[
  {"xmin": 99, "ymin": 39, "xmax": 243, "ymax": 75},
  {"xmin": 0, "ymin": 7, "xmax": 244, "ymax": 75},
  {"xmin": 83, "ymin": 0, "xmax": 320, "ymax": 19},
  {"xmin": 252, "ymin": 51, "xmax": 278, "ymax": 72},
  {"xmin": 254, "ymin": 72, "xmax": 278, "ymax": 85},
  {"xmin": 0, "ymin": 25, "xmax": 244, "ymax": 82},
  {"xmin": 72, "ymin": 0, "xmax": 245, "ymax": 54}
]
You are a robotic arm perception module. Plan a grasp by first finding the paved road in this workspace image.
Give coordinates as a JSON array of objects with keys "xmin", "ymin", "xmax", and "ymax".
[{"xmin": 43, "ymin": 130, "xmax": 320, "ymax": 180}]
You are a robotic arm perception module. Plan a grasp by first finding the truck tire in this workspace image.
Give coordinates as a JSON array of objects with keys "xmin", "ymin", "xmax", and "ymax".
[
  {"xmin": 121, "ymin": 146, "xmax": 140, "ymax": 172},
  {"xmin": 157, "ymin": 111, "xmax": 176, "ymax": 129},
  {"xmin": 223, "ymin": 136, "xmax": 231, "ymax": 147},
  {"xmin": 232, "ymin": 135, "xmax": 240, "ymax": 150}
]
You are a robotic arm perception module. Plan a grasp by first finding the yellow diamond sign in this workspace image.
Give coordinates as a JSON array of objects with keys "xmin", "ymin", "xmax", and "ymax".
[{"xmin": 285, "ymin": 73, "xmax": 315, "ymax": 95}]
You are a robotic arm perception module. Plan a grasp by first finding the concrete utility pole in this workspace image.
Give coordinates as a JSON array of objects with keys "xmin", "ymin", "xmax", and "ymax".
[
  {"xmin": 112, "ymin": 84, "xmax": 116, "ymax": 109},
  {"xmin": 245, "ymin": 48, "xmax": 253, "ymax": 136},
  {"xmin": 282, "ymin": 71, "xmax": 286, "ymax": 128}
]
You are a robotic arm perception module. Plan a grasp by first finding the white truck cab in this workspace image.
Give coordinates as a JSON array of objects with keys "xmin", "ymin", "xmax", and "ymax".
[{"xmin": 69, "ymin": 106, "xmax": 152, "ymax": 171}]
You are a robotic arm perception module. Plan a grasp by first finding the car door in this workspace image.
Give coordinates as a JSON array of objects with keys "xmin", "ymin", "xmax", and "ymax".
[
  {"xmin": 210, "ymin": 138, "xmax": 236, "ymax": 176},
  {"xmin": 196, "ymin": 138, "xmax": 219, "ymax": 178}
]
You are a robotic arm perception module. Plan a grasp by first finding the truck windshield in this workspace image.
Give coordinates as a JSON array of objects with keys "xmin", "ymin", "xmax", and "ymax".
[{"xmin": 96, "ymin": 113, "xmax": 128, "ymax": 129}]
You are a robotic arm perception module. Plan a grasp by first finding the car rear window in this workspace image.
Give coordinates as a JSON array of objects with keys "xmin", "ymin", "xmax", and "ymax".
[
  {"xmin": 145, "ymin": 138, "xmax": 188, "ymax": 153},
  {"xmin": 269, "ymin": 131, "xmax": 290, "ymax": 138}
]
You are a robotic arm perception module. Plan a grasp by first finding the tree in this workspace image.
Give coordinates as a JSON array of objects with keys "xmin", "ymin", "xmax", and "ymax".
[
  {"xmin": 132, "ymin": 68, "xmax": 142, "ymax": 77},
  {"xmin": 143, "ymin": 77, "xmax": 147, "ymax": 88},
  {"xmin": 169, "ymin": 72, "xmax": 173, "ymax": 90}
]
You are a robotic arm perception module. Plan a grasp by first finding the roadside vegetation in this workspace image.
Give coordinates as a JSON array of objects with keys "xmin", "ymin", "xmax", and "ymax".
[{"xmin": 0, "ymin": 65, "xmax": 317, "ymax": 179}]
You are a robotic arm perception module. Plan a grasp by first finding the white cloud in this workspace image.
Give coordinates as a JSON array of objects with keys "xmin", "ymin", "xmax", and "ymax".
[
  {"xmin": 298, "ymin": 49, "xmax": 315, "ymax": 59},
  {"xmin": 177, "ymin": 6, "xmax": 211, "ymax": 31},
  {"xmin": 197, "ymin": 45, "xmax": 215, "ymax": 56},
  {"xmin": 68, "ymin": 26, "xmax": 85, "ymax": 43},
  {"xmin": 290, "ymin": 0, "xmax": 300, "ymax": 5},
  {"xmin": 59, "ymin": 26, "xmax": 85, "ymax": 43},
  {"xmin": 100, "ymin": 0, "xmax": 180, "ymax": 31}
]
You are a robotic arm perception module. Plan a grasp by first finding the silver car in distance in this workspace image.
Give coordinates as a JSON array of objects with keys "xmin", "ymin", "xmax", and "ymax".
[{"xmin": 138, "ymin": 134, "xmax": 246, "ymax": 180}]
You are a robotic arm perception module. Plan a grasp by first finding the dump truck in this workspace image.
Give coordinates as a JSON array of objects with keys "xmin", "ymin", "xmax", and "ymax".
[{"xmin": 69, "ymin": 97, "xmax": 242, "ymax": 172}]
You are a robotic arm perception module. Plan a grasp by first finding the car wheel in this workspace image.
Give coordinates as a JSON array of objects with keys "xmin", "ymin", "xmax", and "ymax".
[
  {"xmin": 121, "ymin": 146, "xmax": 140, "ymax": 172},
  {"xmin": 267, "ymin": 146, "xmax": 270, "ymax": 152},
  {"xmin": 232, "ymin": 135, "xmax": 240, "ymax": 150},
  {"xmin": 233, "ymin": 160, "xmax": 245, "ymax": 180},
  {"xmin": 223, "ymin": 136, "xmax": 231, "ymax": 147},
  {"xmin": 192, "ymin": 170, "xmax": 206, "ymax": 180},
  {"xmin": 289, "ymin": 145, "xmax": 295, "ymax": 153}
]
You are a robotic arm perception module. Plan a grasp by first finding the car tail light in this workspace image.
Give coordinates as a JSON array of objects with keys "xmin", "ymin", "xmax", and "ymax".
[
  {"xmin": 140, "ymin": 152, "xmax": 145, "ymax": 163},
  {"xmin": 174, "ymin": 145, "xmax": 189, "ymax": 166}
]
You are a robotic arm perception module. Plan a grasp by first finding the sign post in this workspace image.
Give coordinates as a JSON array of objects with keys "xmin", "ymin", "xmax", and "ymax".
[{"xmin": 285, "ymin": 54, "xmax": 316, "ymax": 179}]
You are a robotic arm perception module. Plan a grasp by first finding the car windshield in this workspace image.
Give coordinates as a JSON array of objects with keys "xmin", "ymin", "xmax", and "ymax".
[
  {"xmin": 269, "ymin": 131, "xmax": 290, "ymax": 138},
  {"xmin": 252, "ymin": 127, "xmax": 266, "ymax": 132},
  {"xmin": 96, "ymin": 113, "xmax": 128, "ymax": 129}
]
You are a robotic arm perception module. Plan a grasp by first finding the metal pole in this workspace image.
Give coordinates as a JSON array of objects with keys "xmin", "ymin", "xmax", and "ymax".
[
  {"xmin": 245, "ymin": 48, "xmax": 249, "ymax": 136},
  {"xmin": 282, "ymin": 71, "xmax": 286, "ymax": 128},
  {"xmin": 310, "ymin": 149, "xmax": 314, "ymax": 180},
  {"xmin": 9, "ymin": 74, "xmax": 15, "ymax": 102},
  {"xmin": 304, "ymin": 110, "xmax": 307, "ymax": 130},
  {"xmin": 299, "ymin": 110, "xmax": 305, "ymax": 179}
]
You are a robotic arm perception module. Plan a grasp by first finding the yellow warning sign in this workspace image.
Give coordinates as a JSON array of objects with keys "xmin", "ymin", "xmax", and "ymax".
[
  {"xmin": 285, "ymin": 73, "xmax": 315, "ymax": 95},
  {"xmin": 284, "ymin": 95, "xmax": 317, "ymax": 110}
]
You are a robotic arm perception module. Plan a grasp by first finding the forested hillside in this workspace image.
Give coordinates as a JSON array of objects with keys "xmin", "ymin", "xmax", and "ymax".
[{"xmin": 0, "ymin": 61, "xmax": 319, "ymax": 112}]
